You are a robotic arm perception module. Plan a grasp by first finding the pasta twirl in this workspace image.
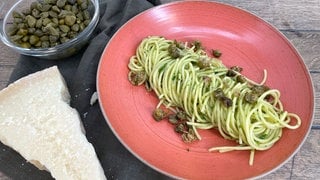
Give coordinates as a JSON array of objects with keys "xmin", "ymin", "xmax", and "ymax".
[{"xmin": 128, "ymin": 36, "xmax": 301, "ymax": 165}]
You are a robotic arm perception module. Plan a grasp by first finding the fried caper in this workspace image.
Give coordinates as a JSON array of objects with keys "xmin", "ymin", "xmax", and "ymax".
[
  {"xmin": 168, "ymin": 114, "xmax": 179, "ymax": 125},
  {"xmin": 41, "ymin": 41, "xmax": 50, "ymax": 48},
  {"xmin": 197, "ymin": 56, "xmax": 212, "ymax": 68},
  {"xmin": 128, "ymin": 71, "xmax": 146, "ymax": 86},
  {"xmin": 59, "ymin": 25, "xmax": 70, "ymax": 33},
  {"xmin": 26, "ymin": 15, "xmax": 37, "ymax": 28},
  {"xmin": 214, "ymin": 88, "xmax": 233, "ymax": 107},
  {"xmin": 236, "ymin": 75, "xmax": 246, "ymax": 83},
  {"xmin": 40, "ymin": 11, "xmax": 49, "ymax": 18},
  {"xmin": 65, "ymin": 15, "xmax": 76, "ymax": 26},
  {"xmin": 57, "ymin": 0, "xmax": 67, "ymax": 8},
  {"xmin": 245, "ymin": 92, "xmax": 258, "ymax": 104},
  {"xmin": 152, "ymin": 108, "xmax": 167, "ymax": 121},
  {"xmin": 42, "ymin": 18, "xmax": 52, "ymax": 26},
  {"xmin": 29, "ymin": 35, "xmax": 40, "ymax": 45},
  {"xmin": 12, "ymin": 11, "xmax": 23, "ymax": 18},
  {"xmin": 17, "ymin": 29, "xmax": 28, "ymax": 36},
  {"xmin": 31, "ymin": 8, "xmax": 40, "ymax": 18},
  {"xmin": 20, "ymin": 42, "xmax": 31, "ymax": 48},
  {"xmin": 212, "ymin": 49, "xmax": 222, "ymax": 58},
  {"xmin": 51, "ymin": 5, "xmax": 61, "ymax": 13},
  {"xmin": 71, "ymin": 24, "xmax": 79, "ymax": 31}
]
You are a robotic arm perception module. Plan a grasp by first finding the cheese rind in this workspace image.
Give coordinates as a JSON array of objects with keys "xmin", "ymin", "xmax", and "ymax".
[{"xmin": 0, "ymin": 66, "xmax": 106, "ymax": 180}]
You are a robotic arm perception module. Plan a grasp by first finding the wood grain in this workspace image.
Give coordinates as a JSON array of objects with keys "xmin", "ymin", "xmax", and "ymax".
[
  {"xmin": 284, "ymin": 31, "xmax": 320, "ymax": 72},
  {"xmin": 0, "ymin": 66, "xmax": 15, "ymax": 89},
  {"xmin": 0, "ymin": 42, "xmax": 18, "ymax": 90},
  {"xmin": 311, "ymin": 73, "xmax": 320, "ymax": 126},
  {"xmin": 291, "ymin": 129, "xmax": 320, "ymax": 179}
]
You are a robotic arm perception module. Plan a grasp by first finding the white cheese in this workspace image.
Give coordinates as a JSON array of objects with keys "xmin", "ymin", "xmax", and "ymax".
[{"xmin": 0, "ymin": 66, "xmax": 106, "ymax": 180}]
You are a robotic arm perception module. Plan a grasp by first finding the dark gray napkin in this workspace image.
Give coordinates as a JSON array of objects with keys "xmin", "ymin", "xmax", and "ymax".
[{"xmin": 0, "ymin": 0, "xmax": 171, "ymax": 179}]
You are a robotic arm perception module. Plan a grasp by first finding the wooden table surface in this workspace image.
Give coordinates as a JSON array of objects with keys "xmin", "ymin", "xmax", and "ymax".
[{"xmin": 0, "ymin": 0, "xmax": 319, "ymax": 179}]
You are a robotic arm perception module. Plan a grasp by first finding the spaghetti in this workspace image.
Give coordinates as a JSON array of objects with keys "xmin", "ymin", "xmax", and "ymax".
[{"xmin": 127, "ymin": 36, "xmax": 301, "ymax": 165}]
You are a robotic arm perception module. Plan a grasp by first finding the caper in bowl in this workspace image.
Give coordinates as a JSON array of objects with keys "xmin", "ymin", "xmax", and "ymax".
[{"xmin": 0, "ymin": 0, "xmax": 99, "ymax": 59}]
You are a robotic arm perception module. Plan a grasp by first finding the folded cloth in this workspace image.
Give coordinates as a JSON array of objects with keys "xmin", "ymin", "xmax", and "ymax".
[{"xmin": 0, "ymin": 0, "xmax": 171, "ymax": 179}]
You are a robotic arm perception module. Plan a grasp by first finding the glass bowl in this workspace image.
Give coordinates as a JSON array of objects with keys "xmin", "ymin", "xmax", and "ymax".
[{"xmin": 0, "ymin": 0, "xmax": 99, "ymax": 59}]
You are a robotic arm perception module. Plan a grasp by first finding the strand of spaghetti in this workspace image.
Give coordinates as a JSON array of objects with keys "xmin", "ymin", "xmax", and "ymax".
[
  {"xmin": 208, "ymin": 146, "xmax": 253, "ymax": 152},
  {"xmin": 233, "ymin": 69, "xmax": 268, "ymax": 85}
]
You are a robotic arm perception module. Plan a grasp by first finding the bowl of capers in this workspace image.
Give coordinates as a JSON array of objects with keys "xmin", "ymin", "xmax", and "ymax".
[{"xmin": 0, "ymin": 0, "xmax": 99, "ymax": 59}]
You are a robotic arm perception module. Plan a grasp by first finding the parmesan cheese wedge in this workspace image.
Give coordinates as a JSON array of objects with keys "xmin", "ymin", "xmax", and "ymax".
[{"xmin": 0, "ymin": 66, "xmax": 106, "ymax": 180}]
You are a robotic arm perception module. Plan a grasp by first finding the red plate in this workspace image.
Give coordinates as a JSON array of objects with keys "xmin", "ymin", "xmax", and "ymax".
[{"xmin": 97, "ymin": 1, "xmax": 314, "ymax": 179}]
